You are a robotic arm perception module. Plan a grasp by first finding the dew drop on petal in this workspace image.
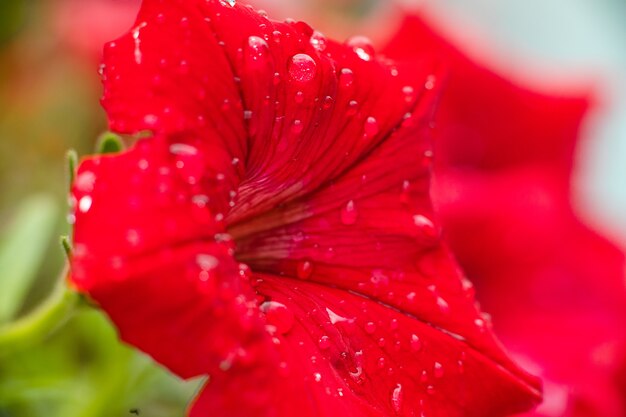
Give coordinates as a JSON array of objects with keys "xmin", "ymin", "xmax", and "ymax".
[
  {"xmin": 296, "ymin": 260, "xmax": 313, "ymax": 280},
  {"xmin": 339, "ymin": 68, "xmax": 354, "ymax": 88},
  {"xmin": 364, "ymin": 321, "xmax": 376, "ymax": 334},
  {"xmin": 260, "ymin": 301, "xmax": 294, "ymax": 334},
  {"xmin": 295, "ymin": 91, "xmax": 304, "ymax": 104},
  {"xmin": 425, "ymin": 75, "xmax": 436, "ymax": 90},
  {"xmin": 434, "ymin": 362, "xmax": 444, "ymax": 378},
  {"xmin": 272, "ymin": 30, "xmax": 282, "ymax": 44},
  {"xmin": 410, "ymin": 334, "xmax": 422, "ymax": 352},
  {"xmin": 340, "ymin": 200, "xmax": 358, "ymax": 225},
  {"xmin": 291, "ymin": 119, "xmax": 304, "ymax": 135},
  {"xmin": 318, "ymin": 335, "xmax": 331, "ymax": 350},
  {"xmin": 347, "ymin": 100, "xmax": 358, "ymax": 116},
  {"xmin": 289, "ymin": 53, "xmax": 317, "ymax": 82},
  {"xmin": 75, "ymin": 171, "xmax": 96, "ymax": 193},
  {"xmin": 402, "ymin": 85, "xmax": 415, "ymax": 103},
  {"xmin": 364, "ymin": 116, "xmax": 379, "ymax": 138},
  {"xmin": 310, "ymin": 31, "xmax": 327, "ymax": 51},
  {"xmin": 126, "ymin": 229, "xmax": 140, "ymax": 247},
  {"xmin": 78, "ymin": 196, "xmax": 92, "ymax": 213},
  {"xmin": 346, "ymin": 36, "xmax": 375, "ymax": 61},
  {"xmin": 246, "ymin": 35, "xmax": 269, "ymax": 65},
  {"xmin": 436, "ymin": 296, "xmax": 450, "ymax": 313},
  {"xmin": 391, "ymin": 384, "xmax": 403, "ymax": 412},
  {"xmin": 322, "ymin": 95, "xmax": 334, "ymax": 109},
  {"xmin": 413, "ymin": 214, "xmax": 436, "ymax": 237}
]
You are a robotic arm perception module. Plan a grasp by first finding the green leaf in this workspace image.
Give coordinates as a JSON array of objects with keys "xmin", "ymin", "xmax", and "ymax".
[
  {"xmin": 0, "ymin": 194, "xmax": 60, "ymax": 323},
  {"xmin": 65, "ymin": 149, "xmax": 78, "ymax": 191},
  {"xmin": 96, "ymin": 132, "xmax": 125, "ymax": 155},
  {"xmin": 0, "ymin": 280, "xmax": 79, "ymax": 358}
]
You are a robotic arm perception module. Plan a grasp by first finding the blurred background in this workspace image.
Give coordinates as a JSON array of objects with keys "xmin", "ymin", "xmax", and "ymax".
[{"xmin": 0, "ymin": 0, "xmax": 624, "ymax": 416}]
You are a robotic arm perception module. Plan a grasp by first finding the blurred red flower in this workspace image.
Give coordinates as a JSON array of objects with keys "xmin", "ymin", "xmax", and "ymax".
[
  {"xmin": 54, "ymin": 0, "xmax": 140, "ymax": 62},
  {"xmin": 69, "ymin": 0, "xmax": 541, "ymax": 416},
  {"xmin": 383, "ymin": 12, "xmax": 626, "ymax": 417}
]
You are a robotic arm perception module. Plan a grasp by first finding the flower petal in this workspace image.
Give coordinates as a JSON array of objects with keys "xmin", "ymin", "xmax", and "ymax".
[
  {"xmin": 190, "ymin": 274, "xmax": 539, "ymax": 417},
  {"xmin": 71, "ymin": 1, "xmax": 542, "ymax": 415},
  {"xmin": 383, "ymin": 14, "xmax": 590, "ymax": 176}
]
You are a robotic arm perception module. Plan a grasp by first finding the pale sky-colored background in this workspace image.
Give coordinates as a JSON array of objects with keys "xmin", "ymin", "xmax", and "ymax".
[{"xmin": 257, "ymin": 0, "xmax": 626, "ymax": 248}]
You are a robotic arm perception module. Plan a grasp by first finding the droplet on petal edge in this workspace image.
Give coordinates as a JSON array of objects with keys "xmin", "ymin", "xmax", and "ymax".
[
  {"xmin": 346, "ymin": 36, "xmax": 375, "ymax": 61},
  {"xmin": 289, "ymin": 53, "xmax": 317, "ymax": 83},
  {"xmin": 310, "ymin": 31, "xmax": 327, "ymax": 51},
  {"xmin": 246, "ymin": 36, "xmax": 269, "ymax": 65}
]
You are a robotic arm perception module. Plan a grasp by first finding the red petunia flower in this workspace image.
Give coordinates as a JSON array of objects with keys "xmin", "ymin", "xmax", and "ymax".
[
  {"xmin": 69, "ymin": 1, "xmax": 541, "ymax": 416},
  {"xmin": 383, "ymin": 13, "xmax": 626, "ymax": 417}
]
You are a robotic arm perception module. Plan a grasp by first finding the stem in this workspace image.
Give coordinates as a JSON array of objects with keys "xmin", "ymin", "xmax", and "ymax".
[{"xmin": 0, "ymin": 271, "xmax": 81, "ymax": 357}]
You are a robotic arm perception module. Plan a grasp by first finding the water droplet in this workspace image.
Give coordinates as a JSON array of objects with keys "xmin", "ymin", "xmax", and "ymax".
[
  {"xmin": 474, "ymin": 318, "xmax": 486, "ymax": 331},
  {"xmin": 272, "ymin": 30, "xmax": 282, "ymax": 43},
  {"xmin": 75, "ymin": 171, "xmax": 96, "ymax": 192},
  {"xmin": 78, "ymin": 196, "xmax": 92, "ymax": 213},
  {"xmin": 289, "ymin": 53, "xmax": 317, "ymax": 82},
  {"xmin": 433, "ymin": 362, "xmax": 444, "ymax": 378},
  {"xmin": 410, "ymin": 334, "xmax": 422, "ymax": 352},
  {"xmin": 126, "ymin": 229, "xmax": 140, "ymax": 247},
  {"xmin": 457, "ymin": 359, "xmax": 465, "ymax": 374},
  {"xmin": 346, "ymin": 36, "xmax": 375, "ymax": 61},
  {"xmin": 291, "ymin": 119, "xmax": 304, "ymax": 135},
  {"xmin": 197, "ymin": 254, "xmax": 219, "ymax": 271},
  {"xmin": 364, "ymin": 116, "xmax": 379, "ymax": 138},
  {"xmin": 347, "ymin": 100, "xmax": 358, "ymax": 116},
  {"xmin": 339, "ymin": 68, "xmax": 354, "ymax": 88},
  {"xmin": 327, "ymin": 308, "xmax": 350, "ymax": 325},
  {"xmin": 377, "ymin": 357, "xmax": 386, "ymax": 369},
  {"xmin": 340, "ymin": 200, "xmax": 357, "ymax": 225},
  {"xmin": 364, "ymin": 321, "xmax": 376, "ymax": 334},
  {"xmin": 425, "ymin": 75, "xmax": 436, "ymax": 90},
  {"xmin": 413, "ymin": 214, "xmax": 436, "ymax": 237},
  {"xmin": 296, "ymin": 260, "xmax": 313, "ymax": 280},
  {"xmin": 246, "ymin": 36, "xmax": 269, "ymax": 65},
  {"xmin": 318, "ymin": 335, "xmax": 331, "ymax": 350},
  {"xmin": 260, "ymin": 301, "xmax": 294, "ymax": 335},
  {"xmin": 391, "ymin": 384, "xmax": 403, "ymax": 412},
  {"xmin": 310, "ymin": 31, "xmax": 327, "ymax": 51},
  {"xmin": 322, "ymin": 95, "xmax": 334, "ymax": 109},
  {"xmin": 314, "ymin": 372, "xmax": 322, "ymax": 382},
  {"xmin": 402, "ymin": 85, "xmax": 415, "ymax": 103},
  {"xmin": 436, "ymin": 296, "xmax": 449, "ymax": 313},
  {"xmin": 295, "ymin": 91, "xmax": 304, "ymax": 104},
  {"xmin": 132, "ymin": 22, "xmax": 147, "ymax": 65},
  {"xmin": 243, "ymin": 110, "xmax": 253, "ymax": 120}
]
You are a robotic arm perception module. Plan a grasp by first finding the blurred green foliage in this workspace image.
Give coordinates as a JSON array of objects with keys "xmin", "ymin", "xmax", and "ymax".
[
  {"xmin": 0, "ymin": 1, "xmax": 27, "ymax": 45},
  {"xmin": 0, "ymin": 1, "xmax": 199, "ymax": 415}
]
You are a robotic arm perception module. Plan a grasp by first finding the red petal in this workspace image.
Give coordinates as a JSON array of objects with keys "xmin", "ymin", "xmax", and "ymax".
[
  {"xmin": 383, "ymin": 12, "xmax": 626, "ymax": 417},
  {"xmin": 71, "ymin": 1, "xmax": 541, "ymax": 415},
  {"xmin": 383, "ymin": 14, "xmax": 590, "ymax": 177},
  {"xmin": 191, "ymin": 274, "xmax": 539, "ymax": 417}
]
